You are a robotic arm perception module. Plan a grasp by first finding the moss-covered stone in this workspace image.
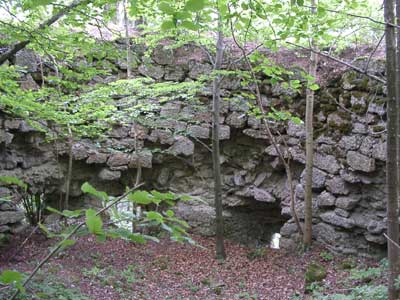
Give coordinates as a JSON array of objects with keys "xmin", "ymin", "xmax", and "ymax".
[
  {"xmin": 305, "ymin": 262, "xmax": 327, "ymax": 286},
  {"xmin": 340, "ymin": 258, "xmax": 357, "ymax": 270},
  {"xmin": 372, "ymin": 125, "xmax": 386, "ymax": 133},
  {"xmin": 0, "ymin": 233, "xmax": 9, "ymax": 247}
]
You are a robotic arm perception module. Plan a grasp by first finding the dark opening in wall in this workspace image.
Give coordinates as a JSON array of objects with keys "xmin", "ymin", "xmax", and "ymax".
[{"xmin": 224, "ymin": 199, "xmax": 289, "ymax": 248}]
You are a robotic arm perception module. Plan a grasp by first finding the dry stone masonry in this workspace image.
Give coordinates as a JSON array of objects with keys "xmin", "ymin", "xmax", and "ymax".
[{"xmin": 0, "ymin": 42, "xmax": 388, "ymax": 256}]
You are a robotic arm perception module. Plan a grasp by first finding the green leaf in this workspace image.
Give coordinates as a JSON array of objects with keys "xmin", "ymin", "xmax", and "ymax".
[
  {"xmin": 128, "ymin": 191, "xmax": 153, "ymax": 205},
  {"xmin": 85, "ymin": 209, "xmax": 103, "ymax": 236},
  {"xmin": 161, "ymin": 20, "xmax": 176, "ymax": 30},
  {"xmin": 0, "ymin": 270, "xmax": 23, "ymax": 284},
  {"xmin": 176, "ymin": 11, "xmax": 191, "ymax": 20},
  {"xmin": 23, "ymin": 0, "xmax": 53, "ymax": 9},
  {"xmin": 47, "ymin": 207, "xmax": 83, "ymax": 218},
  {"xmin": 0, "ymin": 176, "xmax": 27, "ymax": 191},
  {"xmin": 146, "ymin": 211, "xmax": 163, "ymax": 223},
  {"xmin": 81, "ymin": 182, "xmax": 108, "ymax": 202},
  {"xmin": 158, "ymin": 2, "xmax": 175, "ymax": 14},
  {"xmin": 60, "ymin": 239, "xmax": 76, "ymax": 247},
  {"xmin": 309, "ymin": 83, "xmax": 319, "ymax": 91},
  {"xmin": 180, "ymin": 195, "xmax": 191, "ymax": 201},
  {"xmin": 184, "ymin": 0, "xmax": 206, "ymax": 12},
  {"xmin": 129, "ymin": 0, "xmax": 138, "ymax": 15},
  {"xmin": 128, "ymin": 233, "xmax": 146, "ymax": 243},
  {"xmin": 165, "ymin": 210, "xmax": 174, "ymax": 217},
  {"xmin": 180, "ymin": 20, "xmax": 200, "ymax": 31}
]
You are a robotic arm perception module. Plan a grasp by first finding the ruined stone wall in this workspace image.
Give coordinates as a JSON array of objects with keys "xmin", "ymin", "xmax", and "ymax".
[{"xmin": 0, "ymin": 43, "xmax": 388, "ymax": 256}]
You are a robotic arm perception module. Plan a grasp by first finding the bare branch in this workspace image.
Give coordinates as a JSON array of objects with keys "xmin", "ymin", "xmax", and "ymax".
[
  {"xmin": 364, "ymin": 33, "xmax": 385, "ymax": 73},
  {"xmin": 286, "ymin": 41, "xmax": 386, "ymax": 83},
  {"xmin": 304, "ymin": 5, "xmax": 397, "ymax": 29},
  {"xmin": 0, "ymin": 0, "xmax": 91, "ymax": 65}
]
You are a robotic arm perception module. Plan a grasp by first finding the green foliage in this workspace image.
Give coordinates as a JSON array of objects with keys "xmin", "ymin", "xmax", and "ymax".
[
  {"xmin": 81, "ymin": 182, "xmax": 109, "ymax": 203},
  {"xmin": 85, "ymin": 208, "xmax": 105, "ymax": 241},
  {"xmin": 0, "ymin": 176, "xmax": 28, "ymax": 191},
  {"xmin": 319, "ymin": 251, "xmax": 334, "ymax": 262},
  {"xmin": 246, "ymin": 247, "xmax": 267, "ymax": 261},
  {"xmin": 0, "ymin": 270, "xmax": 89, "ymax": 300},
  {"xmin": 0, "ymin": 270, "xmax": 25, "ymax": 293},
  {"xmin": 0, "ymin": 176, "xmax": 45, "ymax": 225}
]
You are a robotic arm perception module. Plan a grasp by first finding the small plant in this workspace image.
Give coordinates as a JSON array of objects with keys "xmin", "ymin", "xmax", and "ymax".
[
  {"xmin": 246, "ymin": 247, "xmax": 266, "ymax": 261},
  {"xmin": 235, "ymin": 291, "xmax": 259, "ymax": 299},
  {"xmin": 349, "ymin": 266, "xmax": 383, "ymax": 283},
  {"xmin": 339, "ymin": 258, "xmax": 357, "ymax": 270},
  {"xmin": 319, "ymin": 251, "xmax": 334, "ymax": 262},
  {"xmin": 0, "ymin": 176, "xmax": 46, "ymax": 226}
]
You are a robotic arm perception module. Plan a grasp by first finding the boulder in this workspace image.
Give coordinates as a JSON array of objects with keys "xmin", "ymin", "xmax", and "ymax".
[
  {"xmin": 168, "ymin": 136, "xmax": 195, "ymax": 156},
  {"xmin": 129, "ymin": 150, "xmax": 153, "ymax": 168},
  {"xmin": 252, "ymin": 188, "xmax": 275, "ymax": 203},
  {"xmin": 316, "ymin": 191, "xmax": 336, "ymax": 208},
  {"xmin": 0, "ymin": 211, "xmax": 25, "ymax": 225},
  {"xmin": 138, "ymin": 64, "xmax": 164, "ymax": 79},
  {"xmin": 300, "ymin": 168, "xmax": 327, "ymax": 189},
  {"xmin": 86, "ymin": 152, "xmax": 108, "ymax": 164},
  {"xmin": 313, "ymin": 153, "xmax": 340, "ymax": 174},
  {"xmin": 372, "ymin": 142, "xmax": 386, "ymax": 161},
  {"xmin": 346, "ymin": 151, "xmax": 375, "ymax": 172},
  {"xmin": 326, "ymin": 177, "xmax": 350, "ymax": 195},
  {"xmin": 336, "ymin": 196, "xmax": 359, "ymax": 210},
  {"xmin": 367, "ymin": 220, "xmax": 386, "ymax": 235},
  {"xmin": 152, "ymin": 45, "xmax": 174, "ymax": 65},
  {"xmin": 335, "ymin": 208, "xmax": 350, "ymax": 218},
  {"xmin": 188, "ymin": 62, "xmax": 212, "ymax": 79},
  {"xmin": 164, "ymin": 66, "xmax": 185, "ymax": 81},
  {"xmin": 98, "ymin": 168, "xmax": 121, "ymax": 181},
  {"xmin": 338, "ymin": 136, "xmax": 361, "ymax": 151},
  {"xmin": 287, "ymin": 121, "xmax": 305, "ymax": 138},
  {"xmin": 320, "ymin": 212, "xmax": 355, "ymax": 229},
  {"xmin": 226, "ymin": 112, "xmax": 247, "ymax": 128},
  {"xmin": 188, "ymin": 125, "xmax": 210, "ymax": 139},
  {"xmin": 15, "ymin": 49, "xmax": 38, "ymax": 72},
  {"xmin": 219, "ymin": 125, "xmax": 230, "ymax": 140},
  {"xmin": 107, "ymin": 152, "xmax": 131, "ymax": 168}
]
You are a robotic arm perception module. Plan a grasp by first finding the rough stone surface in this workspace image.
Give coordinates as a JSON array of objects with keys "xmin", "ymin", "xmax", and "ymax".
[
  {"xmin": 320, "ymin": 212, "xmax": 355, "ymax": 229},
  {"xmin": 168, "ymin": 136, "xmax": 195, "ymax": 156},
  {"xmin": 98, "ymin": 168, "xmax": 121, "ymax": 181},
  {"xmin": 326, "ymin": 177, "xmax": 350, "ymax": 195},
  {"xmin": 313, "ymin": 153, "xmax": 341, "ymax": 174},
  {"xmin": 317, "ymin": 191, "xmax": 336, "ymax": 208},
  {"xmin": 346, "ymin": 151, "xmax": 375, "ymax": 172},
  {"xmin": 0, "ymin": 210, "xmax": 25, "ymax": 226},
  {"xmin": 0, "ymin": 44, "xmax": 392, "ymax": 256},
  {"xmin": 336, "ymin": 197, "xmax": 359, "ymax": 210}
]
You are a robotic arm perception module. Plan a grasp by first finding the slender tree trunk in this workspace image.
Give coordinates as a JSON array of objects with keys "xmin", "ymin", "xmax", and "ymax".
[
  {"xmin": 212, "ymin": 15, "xmax": 226, "ymax": 260},
  {"xmin": 123, "ymin": 0, "xmax": 132, "ymax": 78},
  {"xmin": 303, "ymin": 0, "xmax": 318, "ymax": 248},
  {"xmin": 396, "ymin": 0, "xmax": 400, "ymax": 216},
  {"xmin": 65, "ymin": 129, "xmax": 73, "ymax": 212},
  {"xmin": 384, "ymin": 1, "xmax": 400, "ymax": 299}
]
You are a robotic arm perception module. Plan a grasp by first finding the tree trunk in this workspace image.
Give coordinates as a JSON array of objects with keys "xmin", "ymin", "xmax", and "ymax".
[
  {"xmin": 384, "ymin": 1, "xmax": 400, "ymax": 299},
  {"xmin": 123, "ymin": 0, "xmax": 132, "ymax": 78},
  {"xmin": 303, "ymin": 0, "xmax": 318, "ymax": 248},
  {"xmin": 212, "ymin": 15, "xmax": 226, "ymax": 260},
  {"xmin": 0, "ymin": 0, "xmax": 89, "ymax": 65}
]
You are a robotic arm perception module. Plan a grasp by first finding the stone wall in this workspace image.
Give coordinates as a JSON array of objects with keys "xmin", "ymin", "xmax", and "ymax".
[
  {"xmin": 0, "ymin": 42, "xmax": 388, "ymax": 256},
  {"xmin": 0, "ymin": 195, "xmax": 25, "ymax": 246}
]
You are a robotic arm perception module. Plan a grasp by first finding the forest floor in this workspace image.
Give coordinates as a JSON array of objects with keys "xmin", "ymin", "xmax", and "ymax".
[{"xmin": 0, "ymin": 233, "xmax": 383, "ymax": 300}]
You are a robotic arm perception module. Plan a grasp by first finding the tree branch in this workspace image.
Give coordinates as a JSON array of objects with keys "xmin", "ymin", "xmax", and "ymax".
[
  {"xmin": 9, "ymin": 182, "xmax": 144, "ymax": 300},
  {"xmin": 0, "ymin": 0, "xmax": 91, "ymax": 65},
  {"xmin": 303, "ymin": 5, "xmax": 397, "ymax": 29},
  {"xmin": 285, "ymin": 41, "xmax": 386, "ymax": 83}
]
